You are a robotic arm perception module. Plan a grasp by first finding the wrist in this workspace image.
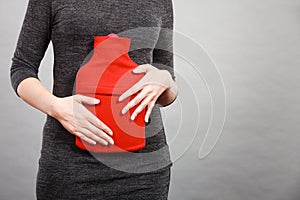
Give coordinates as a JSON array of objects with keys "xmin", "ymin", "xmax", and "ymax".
[
  {"xmin": 160, "ymin": 69, "xmax": 173, "ymax": 88},
  {"xmin": 157, "ymin": 71, "xmax": 178, "ymax": 106},
  {"xmin": 47, "ymin": 95, "xmax": 61, "ymax": 118}
]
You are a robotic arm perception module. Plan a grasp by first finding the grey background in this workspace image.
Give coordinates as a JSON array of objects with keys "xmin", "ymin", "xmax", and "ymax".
[{"xmin": 1, "ymin": 0, "xmax": 300, "ymax": 199}]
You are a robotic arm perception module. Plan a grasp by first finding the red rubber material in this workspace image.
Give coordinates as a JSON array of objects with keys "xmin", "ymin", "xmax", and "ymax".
[{"xmin": 75, "ymin": 34, "xmax": 146, "ymax": 152}]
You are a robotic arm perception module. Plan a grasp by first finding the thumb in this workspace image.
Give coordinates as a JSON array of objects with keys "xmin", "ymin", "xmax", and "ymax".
[
  {"xmin": 74, "ymin": 94, "xmax": 100, "ymax": 105},
  {"xmin": 133, "ymin": 64, "xmax": 152, "ymax": 74}
]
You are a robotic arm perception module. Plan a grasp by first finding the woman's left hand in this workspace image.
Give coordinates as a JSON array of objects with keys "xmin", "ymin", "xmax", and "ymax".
[{"xmin": 118, "ymin": 64, "xmax": 176, "ymax": 123}]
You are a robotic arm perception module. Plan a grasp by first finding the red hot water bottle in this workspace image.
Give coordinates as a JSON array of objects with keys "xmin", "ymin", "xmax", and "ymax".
[{"xmin": 75, "ymin": 34, "xmax": 146, "ymax": 152}]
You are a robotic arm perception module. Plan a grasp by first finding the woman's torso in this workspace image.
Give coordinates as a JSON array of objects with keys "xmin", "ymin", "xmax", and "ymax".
[{"xmin": 42, "ymin": 0, "xmax": 172, "ymax": 170}]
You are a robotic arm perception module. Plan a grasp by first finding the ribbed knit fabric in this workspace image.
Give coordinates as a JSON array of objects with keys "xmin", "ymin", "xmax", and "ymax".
[{"xmin": 10, "ymin": 0, "xmax": 175, "ymax": 199}]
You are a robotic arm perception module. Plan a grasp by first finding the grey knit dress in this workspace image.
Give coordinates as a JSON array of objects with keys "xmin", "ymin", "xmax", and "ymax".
[{"xmin": 10, "ymin": 0, "xmax": 175, "ymax": 199}]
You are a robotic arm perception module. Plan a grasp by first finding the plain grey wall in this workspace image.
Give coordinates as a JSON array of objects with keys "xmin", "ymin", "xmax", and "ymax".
[{"xmin": 1, "ymin": 0, "xmax": 300, "ymax": 199}]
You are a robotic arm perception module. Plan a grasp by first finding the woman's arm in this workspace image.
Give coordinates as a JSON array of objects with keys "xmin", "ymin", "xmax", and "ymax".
[
  {"xmin": 10, "ymin": 0, "xmax": 113, "ymax": 146},
  {"xmin": 152, "ymin": 0, "xmax": 177, "ymax": 107},
  {"xmin": 17, "ymin": 78, "xmax": 58, "ymax": 117},
  {"xmin": 119, "ymin": 0, "xmax": 178, "ymax": 122},
  {"xmin": 16, "ymin": 78, "xmax": 114, "ymax": 146}
]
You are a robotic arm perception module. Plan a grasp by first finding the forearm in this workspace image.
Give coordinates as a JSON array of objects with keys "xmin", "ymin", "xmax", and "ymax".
[{"xmin": 17, "ymin": 77, "xmax": 58, "ymax": 117}]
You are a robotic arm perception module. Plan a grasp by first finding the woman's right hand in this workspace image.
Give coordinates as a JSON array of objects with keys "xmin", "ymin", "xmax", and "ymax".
[{"xmin": 51, "ymin": 94, "xmax": 114, "ymax": 146}]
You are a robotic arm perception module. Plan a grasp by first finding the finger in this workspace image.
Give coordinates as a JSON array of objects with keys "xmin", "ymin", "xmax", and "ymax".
[
  {"xmin": 121, "ymin": 87, "xmax": 151, "ymax": 115},
  {"xmin": 97, "ymin": 130, "xmax": 114, "ymax": 145},
  {"xmin": 86, "ymin": 121, "xmax": 114, "ymax": 145},
  {"xmin": 78, "ymin": 127, "xmax": 109, "ymax": 146},
  {"xmin": 131, "ymin": 93, "xmax": 155, "ymax": 121},
  {"xmin": 145, "ymin": 100, "xmax": 155, "ymax": 123},
  {"xmin": 75, "ymin": 94, "xmax": 100, "ymax": 105},
  {"xmin": 132, "ymin": 64, "xmax": 152, "ymax": 74},
  {"xmin": 86, "ymin": 111, "xmax": 113, "ymax": 136},
  {"xmin": 74, "ymin": 132, "xmax": 96, "ymax": 145},
  {"xmin": 118, "ymin": 82, "xmax": 144, "ymax": 102}
]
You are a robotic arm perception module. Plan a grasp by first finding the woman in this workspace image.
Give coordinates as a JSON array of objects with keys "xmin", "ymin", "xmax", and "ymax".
[{"xmin": 10, "ymin": 0, "xmax": 178, "ymax": 199}]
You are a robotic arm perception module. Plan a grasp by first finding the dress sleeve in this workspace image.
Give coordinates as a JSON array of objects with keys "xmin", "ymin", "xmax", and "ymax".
[
  {"xmin": 10, "ymin": 0, "xmax": 52, "ymax": 97},
  {"xmin": 152, "ymin": 0, "xmax": 176, "ymax": 81}
]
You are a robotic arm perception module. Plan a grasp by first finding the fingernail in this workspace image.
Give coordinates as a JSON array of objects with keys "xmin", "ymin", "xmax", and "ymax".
[
  {"xmin": 109, "ymin": 139, "xmax": 114, "ymax": 145},
  {"xmin": 92, "ymin": 141, "xmax": 97, "ymax": 145},
  {"xmin": 94, "ymin": 99, "xmax": 100, "ymax": 104},
  {"xmin": 108, "ymin": 130, "xmax": 113, "ymax": 136},
  {"xmin": 121, "ymin": 108, "xmax": 127, "ymax": 115},
  {"xmin": 131, "ymin": 115, "xmax": 135, "ymax": 121},
  {"xmin": 145, "ymin": 117, "xmax": 148, "ymax": 123},
  {"xmin": 118, "ymin": 96, "xmax": 123, "ymax": 102},
  {"xmin": 103, "ymin": 141, "xmax": 108, "ymax": 146}
]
